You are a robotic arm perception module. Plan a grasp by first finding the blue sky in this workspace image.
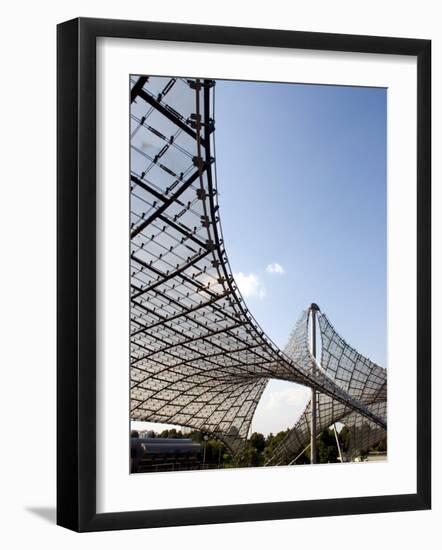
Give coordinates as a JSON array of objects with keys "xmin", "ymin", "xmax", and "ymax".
[{"xmin": 214, "ymin": 80, "xmax": 387, "ymax": 435}]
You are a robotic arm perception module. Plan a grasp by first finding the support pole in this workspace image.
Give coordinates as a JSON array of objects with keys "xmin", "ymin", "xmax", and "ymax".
[
  {"xmin": 310, "ymin": 303, "xmax": 320, "ymax": 464},
  {"xmin": 333, "ymin": 423, "xmax": 344, "ymax": 463}
]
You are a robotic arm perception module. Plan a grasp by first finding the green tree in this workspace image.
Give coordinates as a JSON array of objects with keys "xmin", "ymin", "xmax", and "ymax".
[
  {"xmin": 317, "ymin": 428, "xmax": 340, "ymax": 463},
  {"xmin": 263, "ymin": 429, "xmax": 290, "ymax": 463},
  {"xmin": 339, "ymin": 425, "xmax": 351, "ymax": 452},
  {"xmin": 250, "ymin": 432, "xmax": 266, "ymax": 453}
]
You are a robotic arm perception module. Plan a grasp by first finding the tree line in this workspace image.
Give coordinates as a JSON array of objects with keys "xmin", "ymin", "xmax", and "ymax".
[{"xmin": 143, "ymin": 426, "xmax": 386, "ymax": 467}]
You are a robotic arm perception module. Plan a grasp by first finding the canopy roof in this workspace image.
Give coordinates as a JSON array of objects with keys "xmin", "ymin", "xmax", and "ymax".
[{"xmin": 130, "ymin": 76, "xmax": 386, "ymax": 455}]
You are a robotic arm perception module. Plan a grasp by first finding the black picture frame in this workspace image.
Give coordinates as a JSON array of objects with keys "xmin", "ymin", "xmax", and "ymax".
[{"xmin": 57, "ymin": 17, "xmax": 431, "ymax": 532}]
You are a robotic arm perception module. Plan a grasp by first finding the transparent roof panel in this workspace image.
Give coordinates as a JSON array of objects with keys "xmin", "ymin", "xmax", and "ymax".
[{"xmin": 130, "ymin": 76, "xmax": 387, "ymax": 455}]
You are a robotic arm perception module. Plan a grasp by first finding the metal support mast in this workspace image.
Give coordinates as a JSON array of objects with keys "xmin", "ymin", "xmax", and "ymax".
[
  {"xmin": 333, "ymin": 423, "xmax": 344, "ymax": 463},
  {"xmin": 310, "ymin": 303, "xmax": 320, "ymax": 464}
]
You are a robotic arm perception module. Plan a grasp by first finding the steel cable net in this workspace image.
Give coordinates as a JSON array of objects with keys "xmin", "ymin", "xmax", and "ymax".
[
  {"xmin": 130, "ymin": 75, "xmax": 386, "ymax": 455},
  {"xmin": 267, "ymin": 313, "xmax": 387, "ymax": 464}
]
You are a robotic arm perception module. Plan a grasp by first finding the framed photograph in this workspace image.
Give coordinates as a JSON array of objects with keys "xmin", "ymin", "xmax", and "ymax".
[{"xmin": 57, "ymin": 17, "xmax": 431, "ymax": 532}]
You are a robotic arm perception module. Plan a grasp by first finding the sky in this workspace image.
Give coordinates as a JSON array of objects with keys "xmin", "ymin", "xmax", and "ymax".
[
  {"xmin": 133, "ymin": 79, "xmax": 387, "ymax": 436},
  {"xmin": 213, "ymin": 80, "xmax": 387, "ymax": 435}
]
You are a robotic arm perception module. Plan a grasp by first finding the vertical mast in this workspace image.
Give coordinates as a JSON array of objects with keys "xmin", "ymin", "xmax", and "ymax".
[{"xmin": 310, "ymin": 303, "xmax": 320, "ymax": 464}]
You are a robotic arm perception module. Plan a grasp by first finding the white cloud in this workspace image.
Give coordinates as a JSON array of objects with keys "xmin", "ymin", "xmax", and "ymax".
[
  {"xmin": 252, "ymin": 381, "xmax": 311, "ymax": 435},
  {"xmin": 266, "ymin": 262, "xmax": 285, "ymax": 274},
  {"xmin": 264, "ymin": 385, "xmax": 309, "ymax": 411},
  {"xmin": 233, "ymin": 272, "xmax": 266, "ymax": 299}
]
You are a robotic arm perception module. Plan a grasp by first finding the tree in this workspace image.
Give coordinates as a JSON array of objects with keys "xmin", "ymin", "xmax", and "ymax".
[
  {"xmin": 372, "ymin": 437, "xmax": 387, "ymax": 452},
  {"xmin": 229, "ymin": 444, "xmax": 264, "ymax": 468},
  {"xmin": 263, "ymin": 429, "xmax": 290, "ymax": 462},
  {"xmin": 317, "ymin": 428, "xmax": 340, "ymax": 463},
  {"xmin": 159, "ymin": 428, "xmax": 184, "ymax": 438},
  {"xmin": 250, "ymin": 432, "xmax": 266, "ymax": 453},
  {"xmin": 339, "ymin": 425, "xmax": 351, "ymax": 452}
]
